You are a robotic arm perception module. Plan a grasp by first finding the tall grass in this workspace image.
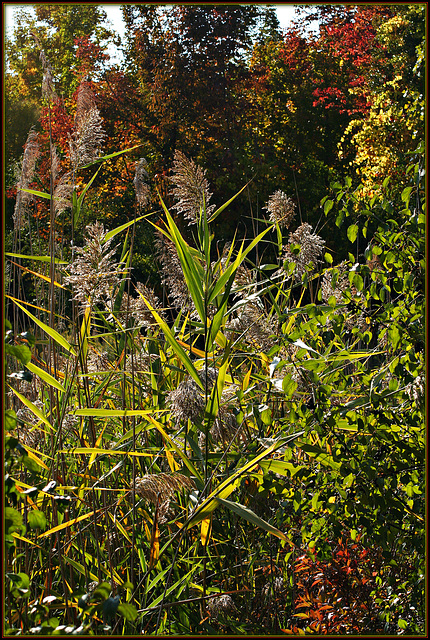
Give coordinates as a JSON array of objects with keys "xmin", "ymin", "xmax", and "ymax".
[{"xmin": 4, "ymin": 45, "xmax": 425, "ymax": 636}]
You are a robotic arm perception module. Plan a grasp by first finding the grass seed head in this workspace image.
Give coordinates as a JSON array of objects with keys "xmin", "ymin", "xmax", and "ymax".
[
  {"xmin": 170, "ymin": 150, "xmax": 215, "ymax": 225},
  {"xmin": 264, "ymin": 190, "xmax": 296, "ymax": 229}
]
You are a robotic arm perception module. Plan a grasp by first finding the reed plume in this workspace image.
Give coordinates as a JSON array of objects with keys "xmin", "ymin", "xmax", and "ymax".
[
  {"xmin": 282, "ymin": 222, "xmax": 325, "ymax": 281},
  {"xmin": 170, "ymin": 150, "xmax": 215, "ymax": 225},
  {"xmin": 64, "ymin": 221, "xmax": 127, "ymax": 310},
  {"xmin": 134, "ymin": 158, "xmax": 151, "ymax": 208},
  {"xmin": 264, "ymin": 190, "xmax": 296, "ymax": 229},
  {"xmin": 13, "ymin": 128, "xmax": 39, "ymax": 230},
  {"xmin": 69, "ymin": 81, "xmax": 106, "ymax": 168}
]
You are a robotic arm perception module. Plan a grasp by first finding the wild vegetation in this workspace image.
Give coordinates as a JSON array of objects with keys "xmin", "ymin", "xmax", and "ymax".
[{"xmin": 4, "ymin": 4, "xmax": 425, "ymax": 636}]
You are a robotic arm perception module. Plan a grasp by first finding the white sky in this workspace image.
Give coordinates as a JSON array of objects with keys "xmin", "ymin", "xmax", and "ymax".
[{"xmin": 4, "ymin": 3, "xmax": 299, "ymax": 40}]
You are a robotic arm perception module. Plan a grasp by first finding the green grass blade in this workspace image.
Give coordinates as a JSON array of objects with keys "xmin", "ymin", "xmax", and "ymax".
[
  {"xmin": 78, "ymin": 144, "xmax": 143, "ymax": 169},
  {"xmin": 138, "ymin": 294, "xmax": 203, "ymax": 390},
  {"xmin": 207, "ymin": 226, "xmax": 273, "ymax": 306},
  {"xmin": 187, "ymin": 431, "xmax": 304, "ymax": 526},
  {"xmin": 19, "ymin": 188, "xmax": 51, "ymax": 199},
  {"xmin": 72, "ymin": 408, "xmax": 163, "ymax": 417},
  {"xmin": 207, "ymin": 181, "xmax": 251, "ymax": 223},
  {"xmin": 217, "ymin": 497, "xmax": 287, "ymax": 540},
  {"xmin": 145, "ymin": 415, "xmax": 204, "ymax": 485},
  {"xmin": 103, "ymin": 213, "xmax": 150, "ymax": 243},
  {"xmin": 74, "ymin": 165, "xmax": 102, "ymax": 226},
  {"xmin": 5, "ymin": 252, "xmax": 68, "ymax": 264},
  {"xmin": 157, "ymin": 192, "xmax": 206, "ymax": 321},
  {"xmin": 8, "ymin": 386, "xmax": 55, "ymax": 431},
  {"xmin": 9, "ymin": 298, "xmax": 77, "ymax": 356},
  {"xmin": 25, "ymin": 362, "xmax": 66, "ymax": 393}
]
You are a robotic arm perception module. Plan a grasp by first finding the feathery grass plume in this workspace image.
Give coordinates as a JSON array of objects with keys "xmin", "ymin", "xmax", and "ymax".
[
  {"xmin": 407, "ymin": 375, "xmax": 424, "ymax": 408},
  {"xmin": 168, "ymin": 380, "xmax": 206, "ymax": 424},
  {"xmin": 320, "ymin": 261, "xmax": 370, "ymax": 331},
  {"xmin": 264, "ymin": 190, "xmax": 296, "ymax": 229},
  {"xmin": 227, "ymin": 302, "xmax": 276, "ymax": 352},
  {"xmin": 134, "ymin": 473, "xmax": 196, "ymax": 523},
  {"xmin": 87, "ymin": 350, "xmax": 110, "ymax": 373},
  {"xmin": 69, "ymin": 81, "xmax": 106, "ymax": 168},
  {"xmin": 125, "ymin": 348, "xmax": 159, "ymax": 376},
  {"xmin": 207, "ymin": 594, "xmax": 237, "ymax": 618},
  {"xmin": 132, "ymin": 283, "xmax": 166, "ymax": 328},
  {"xmin": 231, "ymin": 264, "xmax": 257, "ymax": 300},
  {"xmin": 320, "ymin": 260, "xmax": 352, "ymax": 304},
  {"xmin": 168, "ymin": 366, "xmax": 217, "ymax": 424},
  {"xmin": 51, "ymin": 144, "xmax": 72, "ymax": 217},
  {"xmin": 29, "ymin": 31, "xmax": 56, "ymax": 101},
  {"xmin": 39, "ymin": 53, "xmax": 57, "ymax": 101},
  {"xmin": 282, "ymin": 222, "xmax": 326, "ymax": 281},
  {"xmin": 134, "ymin": 158, "xmax": 151, "ymax": 208},
  {"xmin": 169, "ymin": 150, "xmax": 215, "ymax": 225},
  {"xmin": 262, "ymin": 576, "xmax": 286, "ymax": 602},
  {"xmin": 155, "ymin": 230, "xmax": 196, "ymax": 313},
  {"xmin": 13, "ymin": 128, "xmax": 39, "ymax": 230},
  {"xmin": 64, "ymin": 221, "xmax": 127, "ymax": 310},
  {"xmin": 199, "ymin": 394, "xmax": 240, "ymax": 450}
]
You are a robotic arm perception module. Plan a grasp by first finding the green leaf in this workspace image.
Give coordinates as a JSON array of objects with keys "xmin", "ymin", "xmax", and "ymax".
[
  {"xmin": 9, "ymin": 386, "xmax": 55, "ymax": 431},
  {"xmin": 27, "ymin": 510, "xmax": 47, "ymax": 530},
  {"xmin": 22, "ymin": 454, "xmax": 44, "ymax": 473},
  {"xmin": 5, "ymin": 253, "xmax": 67, "ymax": 264},
  {"xmin": 5, "ymin": 507, "xmax": 23, "ymax": 532},
  {"xmin": 207, "ymin": 226, "xmax": 272, "ymax": 305},
  {"xmin": 7, "ymin": 297, "xmax": 77, "ymax": 356},
  {"xmin": 157, "ymin": 194, "xmax": 206, "ymax": 322},
  {"xmin": 324, "ymin": 199, "xmax": 334, "ymax": 215},
  {"xmin": 74, "ymin": 165, "xmax": 102, "ymax": 226},
  {"xmin": 117, "ymin": 603, "xmax": 138, "ymax": 622},
  {"xmin": 139, "ymin": 295, "xmax": 203, "ymax": 390},
  {"xmin": 79, "ymin": 144, "xmax": 142, "ymax": 169},
  {"xmin": 103, "ymin": 213, "xmax": 149, "ymax": 243},
  {"xmin": 259, "ymin": 459, "xmax": 304, "ymax": 477},
  {"xmin": 5, "ymin": 409, "xmax": 17, "ymax": 432},
  {"xmin": 298, "ymin": 442, "xmax": 341, "ymax": 471},
  {"xmin": 187, "ymin": 431, "xmax": 303, "ymax": 527},
  {"xmin": 217, "ymin": 497, "xmax": 287, "ymax": 540},
  {"xmin": 208, "ymin": 181, "xmax": 251, "ymax": 223},
  {"xmin": 347, "ymin": 224, "xmax": 359, "ymax": 243},
  {"xmin": 25, "ymin": 363, "xmax": 66, "ymax": 393},
  {"xmin": 401, "ymin": 186, "xmax": 413, "ymax": 204},
  {"xmin": 19, "ymin": 188, "xmax": 51, "ymax": 199},
  {"xmin": 92, "ymin": 582, "xmax": 112, "ymax": 601},
  {"xmin": 145, "ymin": 415, "xmax": 203, "ymax": 485},
  {"xmin": 5, "ymin": 343, "xmax": 31, "ymax": 365}
]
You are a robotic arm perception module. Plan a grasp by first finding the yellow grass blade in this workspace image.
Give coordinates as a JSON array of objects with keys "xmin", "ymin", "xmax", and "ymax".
[
  {"xmin": 200, "ymin": 515, "xmax": 212, "ymax": 546},
  {"xmin": 38, "ymin": 510, "xmax": 102, "ymax": 538}
]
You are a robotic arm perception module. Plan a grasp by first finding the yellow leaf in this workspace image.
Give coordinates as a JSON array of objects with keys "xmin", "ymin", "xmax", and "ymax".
[
  {"xmin": 11, "ymin": 532, "xmax": 42, "ymax": 548},
  {"xmin": 149, "ymin": 516, "xmax": 160, "ymax": 570},
  {"xmin": 38, "ymin": 510, "xmax": 102, "ymax": 538},
  {"xmin": 242, "ymin": 365, "xmax": 253, "ymax": 391},
  {"xmin": 8, "ymin": 260, "xmax": 66, "ymax": 289},
  {"xmin": 166, "ymin": 448, "xmax": 179, "ymax": 472},
  {"xmin": 200, "ymin": 515, "xmax": 212, "ymax": 546}
]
